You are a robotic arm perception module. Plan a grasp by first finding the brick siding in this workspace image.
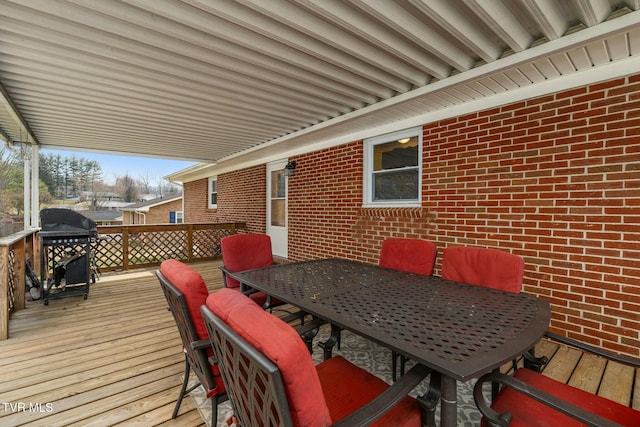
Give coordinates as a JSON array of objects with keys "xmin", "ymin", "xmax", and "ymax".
[
  {"xmin": 184, "ymin": 178, "xmax": 210, "ymax": 223},
  {"xmin": 288, "ymin": 74, "xmax": 640, "ymax": 356},
  {"xmin": 187, "ymin": 73, "xmax": 640, "ymax": 356},
  {"xmin": 184, "ymin": 165, "xmax": 267, "ymax": 233}
]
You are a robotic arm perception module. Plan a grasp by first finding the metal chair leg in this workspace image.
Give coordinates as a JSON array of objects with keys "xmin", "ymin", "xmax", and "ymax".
[
  {"xmin": 523, "ymin": 347, "xmax": 548, "ymax": 372},
  {"xmin": 318, "ymin": 324, "xmax": 341, "ymax": 360},
  {"xmin": 174, "ymin": 356, "xmax": 191, "ymax": 419},
  {"xmin": 491, "ymin": 368, "xmax": 501, "ymax": 401},
  {"xmin": 392, "ymin": 352, "xmax": 399, "ymax": 382},
  {"xmin": 425, "ymin": 372, "xmax": 441, "ymax": 427},
  {"xmin": 392, "ymin": 352, "xmax": 408, "ymax": 382},
  {"xmin": 211, "ymin": 395, "xmax": 218, "ymax": 427}
]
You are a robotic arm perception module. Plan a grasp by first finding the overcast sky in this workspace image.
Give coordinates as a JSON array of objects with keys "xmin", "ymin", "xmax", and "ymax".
[{"xmin": 41, "ymin": 149, "xmax": 197, "ymax": 185}]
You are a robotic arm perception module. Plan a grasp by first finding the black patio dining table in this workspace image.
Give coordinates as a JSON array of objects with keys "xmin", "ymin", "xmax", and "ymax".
[{"xmin": 228, "ymin": 258, "xmax": 551, "ymax": 427}]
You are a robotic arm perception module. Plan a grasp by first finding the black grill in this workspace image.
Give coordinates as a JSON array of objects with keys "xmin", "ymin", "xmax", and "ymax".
[
  {"xmin": 38, "ymin": 209, "xmax": 99, "ymax": 305},
  {"xmin": 40, "ymin": 208, "xmax": 98, "ymax": 236}
]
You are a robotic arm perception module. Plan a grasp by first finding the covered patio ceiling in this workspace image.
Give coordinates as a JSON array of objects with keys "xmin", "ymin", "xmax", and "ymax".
[{"xmin": 1, "ymin": 0, "xmax": 640, "ymax": 178}]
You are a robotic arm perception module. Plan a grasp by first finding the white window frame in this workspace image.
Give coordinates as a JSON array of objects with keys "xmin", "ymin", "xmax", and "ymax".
[
  {"xmin": 208, "ymin": 176, "xmax": 218, "ymax": 209},
  {"xmin": 363, "ymin": 127, "xmax": 422, "ymax": 207},
  {"xmin": 176, "ymin": 211, "xmax": 184, "ymax": 224}
]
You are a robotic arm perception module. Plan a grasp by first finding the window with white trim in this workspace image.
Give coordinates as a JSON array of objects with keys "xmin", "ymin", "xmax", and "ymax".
[
  {"xmin": 363, "ymin": 127, "xmax": 422, "ymax": 206},
  {"xmin": 208, "ymin": 177, "xmax": 218, "ymax": 208},
  {"xmin": 169, "ymin": 211, "xmax": 184, "ymax": 224}
]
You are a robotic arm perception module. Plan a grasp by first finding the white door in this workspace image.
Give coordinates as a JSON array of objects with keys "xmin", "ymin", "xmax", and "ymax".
[{"xmin": 267, "ymin": 160, "xmax": 288, "ymax": 258}]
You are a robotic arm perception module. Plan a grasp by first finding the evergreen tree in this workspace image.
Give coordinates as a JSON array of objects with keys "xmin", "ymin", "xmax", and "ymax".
[{"xmin": 39, "ymin": 153, "xmax": 103, "ymax": 199}]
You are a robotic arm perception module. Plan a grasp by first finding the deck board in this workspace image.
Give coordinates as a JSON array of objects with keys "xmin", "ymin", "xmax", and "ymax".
[
  {"xmin": 1, "ymin": 261, "xmax": 225, "ymax": 427},
  {"xmin": 540, "ymin": 344, "xmax": 582, "ymax": 383},
  {"xmin": 1, "ymin": 260, "xmax": 636, "ymax": 426},
  {"xmin": 568, "ymin": 352, "xmax": 606, "ymax": 394},
  {"xmin": 599, "ymin": 361, "xmax": 635, "ymax": 406}
]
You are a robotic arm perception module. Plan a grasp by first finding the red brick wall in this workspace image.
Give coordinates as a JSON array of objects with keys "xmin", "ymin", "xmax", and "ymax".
[
  {"xmin": 184, "ymin": 178, "xmax": 212, "ymax": 223},
  {"xmin": 185, "ymin": 74, "xmax": 640, "ymax": 355},
  {"xmin": 287, "ymin": 142, "xmax": 440, "ymax": 262},
  {"xmin": 288, "ymin": 142, "xmax": 371, "ymax": 260},
  {"xmin": 287, "ymin": 74, "xmax": 640, "ymax": 356},
  {"xmin": 184, "ymin": 166, "xmax": 267, "ymax": 233}
]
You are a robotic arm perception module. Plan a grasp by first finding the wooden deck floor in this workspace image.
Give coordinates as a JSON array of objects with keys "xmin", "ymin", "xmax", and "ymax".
[
  {"xmin": 533, "ymin": 339, "xmax": 639, "ymax": 411},
  {"xmin": 1, "ymin": 260, "xmax": 637, "ymax": 426},
  {"xmin": 0, "ymin": 261, "xmax": 227, "ymax": 427}
]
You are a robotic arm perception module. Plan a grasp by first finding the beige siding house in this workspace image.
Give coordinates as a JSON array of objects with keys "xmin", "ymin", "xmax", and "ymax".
[{"xmin": 120, "ymin": 195, "xmax": 182, "ymax": 225}]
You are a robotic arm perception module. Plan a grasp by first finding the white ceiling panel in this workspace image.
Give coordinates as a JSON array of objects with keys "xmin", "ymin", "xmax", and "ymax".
[{"xmin": 0, "ymin": 0, "xmax": 639, "ymax": 172}]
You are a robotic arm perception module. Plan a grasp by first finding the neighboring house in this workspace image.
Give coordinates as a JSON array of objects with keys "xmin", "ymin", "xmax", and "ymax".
[
  {"xmin": 82, "ymin": 210, "xmax": 123, "ymax": 226},
  {"xmin": 120, "ymin": 195, "xmax": 183, "ymax": 225},
  {"xmin": 79, "ymin": 191, "xmax": 132, "ymax": 211},
  {"xmin": 80, "ymin": 191, "xmax": 124, "ymax": 202},
  {"xmin": 168, "ymin": 73, "xmax": 640, "ymax": 357},
  {"xmin": 100, "ymin": 201, "xmax": 135, "ymax": 210}
]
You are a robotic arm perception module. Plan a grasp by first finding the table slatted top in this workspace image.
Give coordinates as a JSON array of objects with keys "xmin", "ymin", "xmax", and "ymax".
[{"xmin": 231, "ymin": 258, "xmax": 550, "ymax": 380}]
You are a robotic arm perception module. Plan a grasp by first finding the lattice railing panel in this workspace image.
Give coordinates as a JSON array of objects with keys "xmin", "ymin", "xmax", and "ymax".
[
  {"xmin": 93, "ymin": 223, "xmax": 246, "ymax": 271},
  {"xmin": 192, "ymin": 229, "xmax": 217, "ymax": 258},
  {"xmin": 214, "ymin": 227, "xmax": 238, "ymax": 253},
  {"xmin": 8, "ymin": 248, "xmax": 16, "ymax": 313},
  {"xmin": 95, "ymin": 234, "xmax": 124, "ymax": 269},
  {"xmin": 192, "ymin": 227, "xmax": 238, "ymax": 258},
  {"xmin": 128, "ymin": 230, "xmax": 188, "ymax": 265}
]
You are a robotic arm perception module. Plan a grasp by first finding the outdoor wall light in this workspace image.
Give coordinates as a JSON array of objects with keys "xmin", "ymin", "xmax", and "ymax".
[{"xmin": 284, "ymin": 160, "xmax": 297, "ymax": 177}]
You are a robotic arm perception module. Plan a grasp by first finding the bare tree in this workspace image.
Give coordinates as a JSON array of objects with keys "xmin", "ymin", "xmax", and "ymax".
[
  {"xmin": 138, "ymin": 171, "xmax": 153, "ymax": 195},
  {"xmin": 0, "ymin": 147, "xmax": 25, "ymax": 216},
  {"xmin": 116, "ymin": 174, "xmax": 139, "ymax": 203},
  {"xmin": 0, "ymin": 146, "xmax": 11, "ymax": 221}
]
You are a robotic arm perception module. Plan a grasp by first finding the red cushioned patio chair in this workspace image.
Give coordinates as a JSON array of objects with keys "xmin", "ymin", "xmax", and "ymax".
[
  {"xmin": 474, "ymin": 332, "xmax": 640, "ymax": 427},
  {"xmin": 201, "ymin": 288, "xmax": 432, "ymax": 427},
  {"xmin": 441, "ymin": 246, "xmax": 546, "ymax": 397},
  {"xmin": 219, "ymin": 233, "xmax": 285, "ymax": 310},
  {"xmin": 379, "ymin": 237, "xmax": 437, "ymax": 381},
  {"xmin": 440, "ymin": 246, "xmax": 524, "ymax": 293},
  {"xmin": 379, "ymin": 237, "xmax": 437, "ymax": 276},
  {"xmin": 156, "ymin": 259, "xmax": 227, "ymax": 426}
]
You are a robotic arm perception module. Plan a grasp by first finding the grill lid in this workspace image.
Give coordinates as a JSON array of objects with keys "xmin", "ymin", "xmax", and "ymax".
[{"xmin": 40, "ymin": 208, "xmax": 97, "ymax": 232}]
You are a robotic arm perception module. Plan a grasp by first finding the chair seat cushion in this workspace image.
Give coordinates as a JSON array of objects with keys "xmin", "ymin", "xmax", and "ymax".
[
  {"xmin": 317, "ymin": 355, "xmax": 422, "ymax": 427},
  {"xmin": 160, "ymin": 259, "xmax": 209, "ymax": 340},
  {"xmin": 487, "ymin": 368, "xmax": 640, "ymax": 427}
]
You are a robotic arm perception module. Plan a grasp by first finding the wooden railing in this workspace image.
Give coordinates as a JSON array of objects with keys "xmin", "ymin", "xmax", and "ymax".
[
  {"xmin": 0, "ymin": 222, "xmax": 246, "ymax": 340},
  {"xmin": 95, "ymin": 222, "xmax": 246, "ymax": 272},
  {"xmin": 0, "ymin": 228, "xmax": 39, "ymax": 340}
]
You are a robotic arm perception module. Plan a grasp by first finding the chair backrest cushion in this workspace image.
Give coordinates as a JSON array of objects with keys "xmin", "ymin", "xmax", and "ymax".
[
  {"xmin": 378, "ymin": 237, "xmax": 437, "ymax": 276},
  {"xmin": 441, "ymin": 246, "xmax": 524, "ymax": 293},
  {"xmin": 160, "ymin": 259, "xmax": 210, "ymax": 339},
  {"xmin": 221, "ymin": 233, "xmax": 274, "ymax": 289},
  {"xmin": 206, "ymin": 288, "xmax": 332, "ymax": 426}
]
